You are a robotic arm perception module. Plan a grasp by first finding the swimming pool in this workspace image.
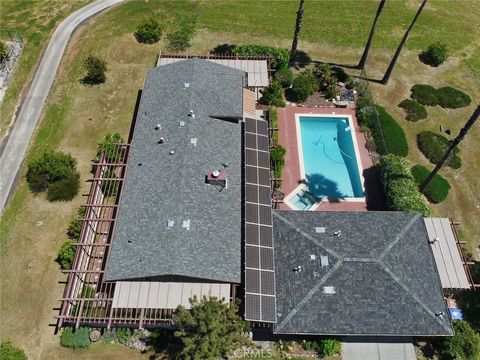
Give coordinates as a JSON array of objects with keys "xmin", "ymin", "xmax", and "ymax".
[{"xmin": 295, "ymin": 115, "xmax": 364, "ymax": 202}]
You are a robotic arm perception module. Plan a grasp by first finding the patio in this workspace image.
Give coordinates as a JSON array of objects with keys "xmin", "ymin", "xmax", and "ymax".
[{"xmin": 275, "ymin": 106, "xmax": 374, "ymax": 211}]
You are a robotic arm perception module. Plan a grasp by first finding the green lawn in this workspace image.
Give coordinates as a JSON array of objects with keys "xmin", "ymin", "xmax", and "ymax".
[{"xmin": 0, "ymin": 0, "xmax": 479, "ymax": 358}]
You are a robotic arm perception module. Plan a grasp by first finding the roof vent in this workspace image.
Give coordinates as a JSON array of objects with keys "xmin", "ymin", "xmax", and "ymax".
[
  {"xmin": 428, "ymin": 237, "xmax": 440, "ymax": 244},
  {"xmin": 315, "ymin": 227, "xmax": 326, "ymax": 233},
  {"xmin": 190, "ymin": 137, "xmax": 197, "ymax": 146},
  {"xmin": 184, "ymin": 82, "xmax": 190, "ymax": 88},
  {"xmin": 333, "ymin": 230, "xmax": 341, "ymax": 236},
  {"xmin": 155, "ymin": 124, "xmax": 161, "ymax": 130},
  {"xmin": 206, "ymin": 170, "xmax": 227, "ymax": 191},
  {"xmin": 435, "ymin": 311, "xmax": 445, "ymax": 319},
  {"xmin": 169, "ymin": 150, "xmax": 175, "ymax": 155},
  {"xmin": 167, "ymin": 219, "xmax": 175, "ymax": 228},
  {"xmin": 182, "ymin": 219, "xmax": 190, "ymax": 230},
  {"xmin": 310, "ymin": 254, "xmax": 316, "ymax": 261},
  {"xmin": 313, "ymin": 271, "xmax": 320, "ymax": 278},
  {"xmin": 188, "ymin": 110, "xmax": 195, "ymax": 119},
  {"xmin": 293, "ymin": 265, "xmax": 302, "ymax": 273},
  {"xmin": 323, "ymin": 286, "xmax": 335, "ymax": 294},
  {"xmin": 179, "ymin": 120, "xmax": 186, "ymax": 127},
  {"xmin": 158, "ymin": 137, "xmax": 165, "ymax": 144},
  {"xmin": 320, "ymin": 255, "xmax": 329, "ymax": 267}
]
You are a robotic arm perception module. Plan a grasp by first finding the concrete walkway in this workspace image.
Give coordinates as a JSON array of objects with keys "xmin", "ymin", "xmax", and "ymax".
[
  {"xmin": 343, "ymin": 337, "xmax": 416, "ymax": 360},
  {"xmin": 0, "ymin": 0, "xmax": 125, "ymax": 211}
]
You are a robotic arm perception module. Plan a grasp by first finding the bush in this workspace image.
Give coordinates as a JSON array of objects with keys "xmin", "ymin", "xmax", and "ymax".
[
  {"xmin": 317, "ymin": 339, "xmax": 342, "ymax": 357},
  {"xmin": 417, "ymin": 131, "xmax": 461, "ymax": 168},
  {"xmin": 410, "ymin": 84, "xmax": 439, "ymax": 106},
  {"xmin": 57, "ymin": 241, "xmax": 76, "ymax": 270},
  {"xmin": 46, "ymin": 172, "xmax": 80, "ymax": 201},
  {"xmin": 269, "ymin": 107, "xmax": 279, "ymax": 146},
  {"xmin": 274, "ymin": 67, "xmax": 293, "ymax": 87},
  {"xmin": 0, "ymin": 341, "xmax": 27, "ymax": 360},
  {"xmin": 60, "ymin": 327, "xmax": 91, "ymax": 349},
  {"xmin": 67, "ymin": 208, "xmax": 85, "ymax": 240},
  {"xmin": 420, "ymin": 42, "xmax": 449, "ymax": 67},
  {"xmin": 26, "ymin": 151, "xmax": 77, "ymax": 193},
  {"xmin": 167, "ymin": 13, "xmax": 198, "ymax": 51},
  {"xmin": 411, "ymin": 165, "xmax": 451, "ymax": 203},
  {"xmin": 233, "ymin": 44, "xmax": 289, "ymax": 70},
  {"xmin": 398, "ymin": 99, "xmax": 427, "ymax": 121},
  {"xmin": 270, "ymin": 145, "xmax": 286, "ymax": 183},
  {"xmin": 135, "ymin": 17, "xmax": 162, "ymax": 44},
  {"xmin": 379, "ymin": 155, "xmax": 431, "ymax": 216},
  {"xmin": 441, "ymin": 321, "xmax": 480, "ymax": 360},
  {"xmin": 260, "ymin": 81, "xmax": 285, "ymax": 107},
  {"xmin": 101, "ymin": 170, "xmax": 119, "ymax": 197},
  {"xmin": 83, "ymin": 54, "xmax": 107, "ymax": 84},
  {"xmin": 97, "ymin": 132, "xmax": 125, "ymax": 162},
  {"xmin": 292, "ymin": 75, "xmax": 313, "ymax": 103},
  {"xmin": 437, "ymin": 86, "xmax": 471, "ymax": 109},
  {"xmin": 116, "ymin": 327, "xmax": 132, "ymax": 344},
  {"xmin": 374, "ymin": 105, "xmax": 409, "ymax": 157}
]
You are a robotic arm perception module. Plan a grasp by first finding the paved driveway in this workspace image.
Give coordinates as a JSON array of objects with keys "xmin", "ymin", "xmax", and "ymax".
[
  {"xmin": 343, "ymin": 337, "xmax": 416, "ymax": 360},
  {"xmin": 0, "ymin": 0, "xmax": 125, "ymax": 211}
]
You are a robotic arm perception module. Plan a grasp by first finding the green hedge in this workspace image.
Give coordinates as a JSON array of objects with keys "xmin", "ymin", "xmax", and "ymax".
[
  {"xmin": 379, "ymin": 155, "xmax": 431, "ymax": 216},
  {"xmin": 410, "ymin": 84, "xmax": 439, "ymax": 106},
  {"xmin": 57, "ymin": 240, "xmax": 76, "ymax": 270},
  {"xmin": 411, "ymin": 164, "xmax": 451, "ymax": 203},
  {"xmin": 60, "ymin": 327, "xmax": 91, "ymax": 349},
  {"xmin": 269, "ymin": 107, "xmax": 279, "ymax": 146},
  {"xmin": 437, "ymin": 86, "xmax": 472, "ymax": 108},
  {"xmin": 417, "ymin": 131, "xmax": 461, "ymax": 168},
  {"xmin": 441, "ymin": 321, "xmax": 480, "ymax": 360},
  {"xmin": 374, "ymin": 105, "xmax": 409, "ymax": 157},
  {"xmin": 398, "ymin": 99, "xmax": 427, "ymax": 121},
  {"xmin": 233, "ymin": 44, "xmax": 289, "ymax": 69},
  {"xmin": 274, "ymin": 67, "xmax": 293, "ymax": 88}
]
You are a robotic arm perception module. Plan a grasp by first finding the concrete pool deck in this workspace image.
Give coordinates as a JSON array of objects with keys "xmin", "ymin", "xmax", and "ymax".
[{"xmin": 277, "ymin": 106, "xmax": 373, "ymax": 211}]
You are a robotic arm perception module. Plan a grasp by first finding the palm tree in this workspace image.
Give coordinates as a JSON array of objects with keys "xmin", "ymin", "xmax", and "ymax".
[
  {"xmin": 381, "ymin": 0, "xmax": 428, "ymax": 84},
  {"xmin": 357, "ymin": 0, "xmax": 387, "ymax": 70},
  {"xmin": 290, "ymin": 0, "xmax": 305, "ymax": 60},
  {"xmin": 420, "ymin": 105, "xmax": 480, "ymax": 192}
]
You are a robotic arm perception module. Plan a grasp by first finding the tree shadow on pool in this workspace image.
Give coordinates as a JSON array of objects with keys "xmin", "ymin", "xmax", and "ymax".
[{"xmin": 298, "ymin": 173, "xmax": 345, "ymax": 203}]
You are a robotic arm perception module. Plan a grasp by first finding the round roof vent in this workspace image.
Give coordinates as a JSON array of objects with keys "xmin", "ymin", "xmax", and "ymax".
[{"xmin": 212, "ymin": 170, "xmax": 220, "ymax": 178}]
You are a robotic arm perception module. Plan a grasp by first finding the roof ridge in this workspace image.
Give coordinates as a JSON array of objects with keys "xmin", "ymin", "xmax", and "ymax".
[
  {"xmin": 272, "ymin": 212, "xmax": 342, "ymax": 259},
  {"xmin": 379, "ymin": 213, "xmax": 420, "ymax": 260},
  {"xmin": 379, "ymin": 262, "xmax": 451, "ymax": 333},
  {"xmin": 276, "ymin": 260, "xmax": 344, "ymax": 332}
]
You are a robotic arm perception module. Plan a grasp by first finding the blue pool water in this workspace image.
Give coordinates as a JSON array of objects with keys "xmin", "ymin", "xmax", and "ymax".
[{"xmin": 298, "ymin": 116, "xmax": 364, "ymax": 200}]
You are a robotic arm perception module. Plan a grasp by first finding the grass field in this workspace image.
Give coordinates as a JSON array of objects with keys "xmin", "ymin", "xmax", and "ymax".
[{"xmin": 0, "ymin": 0, "xmax": 479, "ymax": 359}]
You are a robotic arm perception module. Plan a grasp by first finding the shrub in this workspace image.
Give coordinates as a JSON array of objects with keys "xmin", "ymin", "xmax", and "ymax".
[
  {"xmin": 260, "ymin": 81, "xmax": 285, "ymax": 107},
  {"xmin": 97, "ymin": 132, "xmax": 125, "ymax": 162},
  {"xmin": 292, "ymin": 75, "xmax": 313, "ymax": 103},
  {"xmin": 437, "ymin": 86, "xmax": 471, "ymax": 109},
  {"xmin": 60, "ymin": 327, "xmax": 91, "ymax": 349},
  {"xmin": 0, "ymin": 41, "xmax": 9, "ymax": 62},
  {"xmin": 314, "ymin": 63, "xmax": 333, "ymax": 83},
  {"xmin": 417, "ymin": 131, "xmax": 461, "ymax": 168},
  {"xmin": 379, "ymin": 155, "xmax": 431, "ymax": 216},
  {"xmin": 233, "ymin": 44, "xmax": 289, "ymax": 70},
  {"xmin": 116, "ymin": 327, "xmax": 132, "ymax": 344},
  {"xmin": 67, "ymin": 207, "xmax": 85, "ymax": 240},
  {"xmin": 100, "ymin": 170, "xmax": 119, "ymax": 197},
  {"xmin": 26, "ymin": 151, "xmax": 77, "ymax": 193},
  {"xmin": 269, "ymin": 107, "xmax": 279, "ymax": 146},
  {"xmin": 83, "ymin": 54, "xmax": 107, "ymax": 84},
  {"xmin": 57, "ymin": 241, "xmax": 76, "ymax": 270},
  {"xmin": 167, "ymin": 13, "xmax": 198, "ymax": 51},
  {"xmin": 135, "ymin": 17, "xmax": 162, "ymax": 44},
  {"xmin": 0, "ymin": 341, "xmax": 27, "ymax": 360},
  {"xmin": 441, "ymin": 321, "xmax": 480, "ymax": 360},
  {"xmin": 270, "ymin": 145, "xmax": 286, "ymax": 183},
  {"xmin": 274, "ymin": 67, "xmax": 293, "ymax": 87},
  {"xmin": 374, "ymin": 105, "xmax": 409, "ymax": 157},
  {"xmin": 46, "ymin": 172, "xmax": 80, "ymax": 201},
  {"xmin": 410, "ymin": 84, "xmax": 439, "ymax": 106},
  {"xmin": 411, "ymin": 164, "xmax": 451, "ymax": 203},
  {"xmin": 356, "ymin": 95, "xmax": 373, "ymax": 111},
  {"xmin": 420, "ymin": 42, "xmax": 449, "ymax": 67},
  {"xmin": 317, "ymin": 338, "xmax": 342, "ymax": 357},
  {"xmin": 398, "ymin": 99, "xmax": 427, "ymax": 121}
]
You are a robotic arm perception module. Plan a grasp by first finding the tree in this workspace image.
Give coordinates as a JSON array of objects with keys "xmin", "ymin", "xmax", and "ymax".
[
  {"xmin": 46, "ymin": 172, "xmax": 80, "ymax": 201},
  {"xmin": 420, "ymin": 42, "xmax": 449, "ymax": 66},
  {"xmin": 441, "ymin": 320, "xmax": 480, "ymax": 360},
  {"xmin": 135, "ymin": 17, "xmax": 162, "ymax": 44},
  {"xmin": 0, "ymin": 341, "xmax": 27, "ymax": 360},
  {"xmin": 260, "ymin": 81, "xmax": 285, "ymax": 107},
  {"xmin": 420, "ymin": 105, "xmax": 479, "ymax": 192},
  {"xmin": 357, "ymin": 0, "xmax": 386, "ymax": 70},
  {"xmin": 167, "ymin": 13, "xmax": 198, "ymax": 51},
  {"xmin": 97, "ymin": 132, "xmax": 125, "ymax": 162},
  {"xmin": 381, "ymin": 0, "xmax": 428, "ymax": 84},
  {"xmin": 173, "ymin": 297, "xmax": 251, "ymax": 360},
  {"xmin": 290, "ymin": 0, "xmax": 305, "ymax": 59},
  {"xmin": 83, "ymin": 54, "xmax": 107, "ymax": 84},
  {"xmin": 0, "ymin": 40, "xmax": 9, "ymax": 63}
]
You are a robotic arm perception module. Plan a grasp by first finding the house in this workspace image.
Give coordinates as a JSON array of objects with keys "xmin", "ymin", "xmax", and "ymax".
[{"xmin": 59, "ymin": 57, "xmax": 472, "ymax": 338}]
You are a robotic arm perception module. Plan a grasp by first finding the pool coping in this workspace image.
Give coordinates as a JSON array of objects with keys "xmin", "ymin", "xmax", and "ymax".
[{"xmin": 277, "ymin": 107, "xmax": 374, "ymax": 212}]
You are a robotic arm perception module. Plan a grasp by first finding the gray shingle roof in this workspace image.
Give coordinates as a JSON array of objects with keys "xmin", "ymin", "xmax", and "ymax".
[
  {"xmin": 106, "ymin": 58, "xmax": 246, "ymax": 283},
  {"xmin": 273, "ymin": 210, "xmax": 453, "ymax": 336}
]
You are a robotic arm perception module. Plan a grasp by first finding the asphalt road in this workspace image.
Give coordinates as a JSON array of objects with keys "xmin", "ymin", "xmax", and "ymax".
[{"xmin": 0, "ymin": 0, "xmax": 125, "ymax": 212}]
